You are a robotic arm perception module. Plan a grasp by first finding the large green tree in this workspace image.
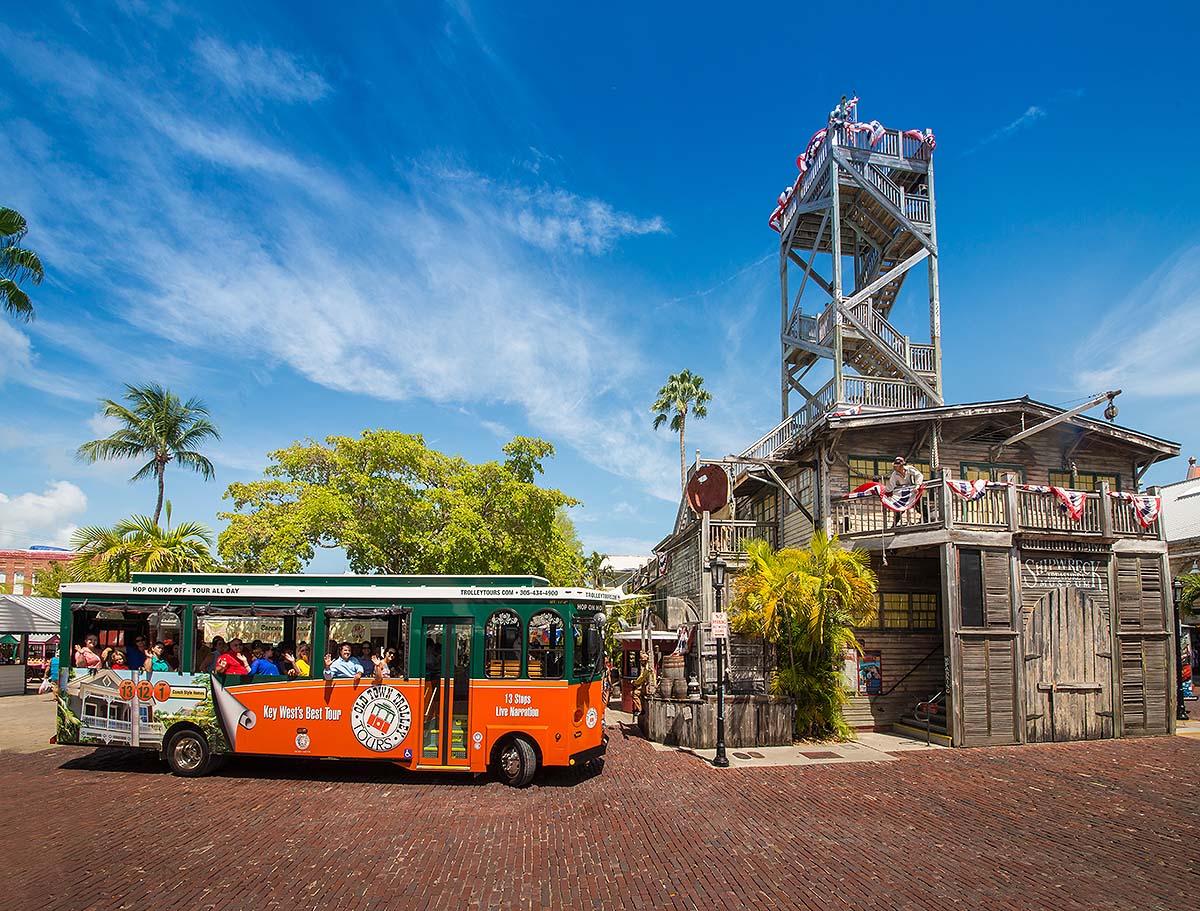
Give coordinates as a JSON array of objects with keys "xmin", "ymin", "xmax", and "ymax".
[
  {"xmin": 650, "ymin": 369, "xmax": 712, "ymax": 495},
  {"xmin": 70, "ymin": 511, "xmax": 219, "ymax": 582},
  {"xmin": 77, "ymin": 384, "xmax": 220, "ymax": 524},
  {"xmin": 731, "ymin": 533, "xmax": 877, "ymax": 740},
  {"xmin": 218, "ymin": 431, "xmax": 585, "ymax": 584},
  {"xmin": 1, "ymin": 207, "xmax": 44, "ymax": 321}
]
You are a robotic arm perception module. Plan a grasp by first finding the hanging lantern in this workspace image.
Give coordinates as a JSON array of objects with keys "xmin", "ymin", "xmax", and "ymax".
[{"xmin": 1104, "ymin": 395, "xmax": 1118, "ymax": 422}]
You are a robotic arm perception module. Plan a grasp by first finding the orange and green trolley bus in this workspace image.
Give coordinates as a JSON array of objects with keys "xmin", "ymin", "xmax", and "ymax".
[{"xmin": 55, "ymin": 573, "xmax": 615, "ymax": 786}]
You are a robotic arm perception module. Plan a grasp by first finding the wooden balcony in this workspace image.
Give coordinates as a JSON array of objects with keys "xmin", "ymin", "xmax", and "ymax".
[{"xmin": 831, "ymin": 480, "xmax": 1163, "ymax": 545}]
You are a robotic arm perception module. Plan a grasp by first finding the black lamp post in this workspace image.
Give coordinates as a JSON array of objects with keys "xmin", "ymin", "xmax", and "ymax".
[
  {"xmin": 711, "ymin": 556, "xmax": 729, "ymax": 768},
  {"xmin": 1173, "ymin": 577, "xmax": 1190, "ymax": 721}
]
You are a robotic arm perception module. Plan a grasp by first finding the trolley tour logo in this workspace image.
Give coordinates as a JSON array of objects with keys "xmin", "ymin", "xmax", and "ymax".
[{"xmin": 350, "ymin": 685, "xmax": 413, "ymax": 752}]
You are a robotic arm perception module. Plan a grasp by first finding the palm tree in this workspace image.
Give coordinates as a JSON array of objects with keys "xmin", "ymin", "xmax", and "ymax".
[
  {"xmin": 70, "ymin": 510, "xmax": 218, "ymax": 582},
  {"xmin": 650, "ymin": 369, "xmax": 712, "ymax": 495},
  {"xmin": 731, "ymin": 532, "xmax": 877, "ymax": 739},
  {"xmin": 1, "ymin": 207, "xmax": 44, "ymax": 321},
  {"xmin": 581, "ymin": 551, "xmax": 609, "ymax": 588},
  {"xmin": 77, "ymin": 384, "xmax": 220, "ymax": 524}
]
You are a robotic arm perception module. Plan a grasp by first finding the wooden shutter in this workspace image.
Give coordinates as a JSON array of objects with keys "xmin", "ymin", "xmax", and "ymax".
[
  {"xmin": 1116, "ymin": 555, "xmax": 1170, "ymax": 736},
  {"xmin": 960, "ymin": 637, "xmax": 1017, "ymax": 745},
  {"xmin": 983, "ymin": 550, "xmax": 1012, "ymax": 628}
]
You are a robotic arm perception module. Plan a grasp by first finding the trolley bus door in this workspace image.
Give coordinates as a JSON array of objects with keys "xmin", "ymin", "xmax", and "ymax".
[{"xmin": 420, "ymin": 619, "xmax": 472, "ymax": 767}]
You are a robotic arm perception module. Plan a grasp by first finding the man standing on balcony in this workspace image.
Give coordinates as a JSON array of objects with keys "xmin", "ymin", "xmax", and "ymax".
[
  {"xmin": 886, "ymin": 457, "xmax": 925, "ymax": 527},
  {"xmin": 887, "ymin": 456, "xmax": 923, "ymax": 492}
]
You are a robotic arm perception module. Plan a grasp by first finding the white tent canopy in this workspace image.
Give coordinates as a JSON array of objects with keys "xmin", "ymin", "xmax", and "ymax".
[{"xmin": 0, "ymin": 596, "xmax": 60, "ymax": 635}]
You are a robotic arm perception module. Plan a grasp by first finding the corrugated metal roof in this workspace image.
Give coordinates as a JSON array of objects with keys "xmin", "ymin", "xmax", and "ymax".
[{"xmin": 0, "ymin": 596, "xmax": 60, "ymax": 634}]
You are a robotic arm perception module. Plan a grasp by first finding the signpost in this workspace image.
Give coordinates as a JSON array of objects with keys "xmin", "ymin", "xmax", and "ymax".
[{"xmin": 709, "ymin": 560, "xmax": 729, "ymax": 768}]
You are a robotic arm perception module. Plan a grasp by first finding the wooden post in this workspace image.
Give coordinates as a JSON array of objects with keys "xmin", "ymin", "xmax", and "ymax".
[
  {"xmin": 926, "ymin": 152, "xmax": 943, "ymax": 402},
  {"xmin": 701, "ymin": 510, "xmax": 712, "ymax": 620},
  {"xmin": 1008, "ymin": 545, "xmax": 1027, "ymax": 743},
  {"xmin": 941, "ymin": 467, "xmax": 954, "ymax": 530},
  {"xmin": 780, "ymin": 246, "xmax": 790, "ymax": 421},
  {"xmin": 939, "ymin": 542, "xmax": 964, "ymax": 746},
  {"xmin": 829, "ymin": 152, "xmax": 844, "ymax": 405},
  {"xmin": 1005, "ymin": 482, "xmax": 1020, "ymax": 532},
  {"xmin": 1099, "ymin": 481, "xmax": 1114, "ymax": 539}
]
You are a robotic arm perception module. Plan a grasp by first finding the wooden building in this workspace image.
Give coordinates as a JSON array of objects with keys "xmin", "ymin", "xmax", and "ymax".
[{"xmin": 631, "ymin": 100, "xmax": 1181, "ymax": 746}]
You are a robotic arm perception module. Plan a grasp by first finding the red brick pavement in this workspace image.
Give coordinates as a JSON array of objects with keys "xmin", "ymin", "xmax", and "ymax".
[{"xmin": 3, "ymin": 726, "xmax": 1198, "ymax": 911}]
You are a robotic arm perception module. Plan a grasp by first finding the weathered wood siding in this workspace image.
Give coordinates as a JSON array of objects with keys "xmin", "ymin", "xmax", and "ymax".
[
  {"xmin": 844, "ymin": 630, "xmax": 944, "ymax": 729},
  {"xmin": 845, "ymin": 554, "xmax": 943, "ymax": 729}
]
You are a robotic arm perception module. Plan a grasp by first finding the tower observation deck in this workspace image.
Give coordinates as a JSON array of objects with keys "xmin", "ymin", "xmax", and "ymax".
[{"xmin": 742, "ymin": 98, "xmax": 942, "ymax": 464}]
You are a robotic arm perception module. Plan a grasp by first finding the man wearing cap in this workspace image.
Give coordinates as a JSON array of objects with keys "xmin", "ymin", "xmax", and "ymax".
[
  {"xmin": 886, "ymin": 456, "xmax": 923, "ymax": 493},
  {"xmin": 886, "ymin": 456, "xmax": 924, "ymax": 527}
]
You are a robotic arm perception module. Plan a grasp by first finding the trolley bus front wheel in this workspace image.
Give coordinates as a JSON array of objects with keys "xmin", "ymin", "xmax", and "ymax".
[
  {"xmin": 494, "ymin": 736, "xmax": 538, "ymax": 788},
  {"xmin": 165, "ymin": 727, "xmax": 212, "ymax": 778}
]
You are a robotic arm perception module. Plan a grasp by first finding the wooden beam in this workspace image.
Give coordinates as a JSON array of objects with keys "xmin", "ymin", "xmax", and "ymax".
[
  {"xmin": 781, "ymin": 334, "xmax": 834, "ymax": 359},
  {"xmin": 787, "ymin": 210, "xmax": 830, "ymax": 323},
  {"xmin": 843, "ymin": 248, "xmax": 930, "ymax": 311},
  {"xmin": 786, "ymin": 249, "xmax": 834, "ymax": 297},
  {"xmin": 995, "ymin": 390, "xmax": 1120, "ymax": 450}
]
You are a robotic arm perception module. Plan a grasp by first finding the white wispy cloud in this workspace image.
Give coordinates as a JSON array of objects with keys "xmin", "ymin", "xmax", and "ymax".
[
  {"xmin": 1076, "ymin": 244, "xmax": 1200, "ymax": 397},
  {"xmin": 193, "ymin": 36, "xmax": 330, "ymax": 103},
  {"xmin": 971, "ymin": 105, "xmax": 1047, "ymax": 152},
  {"xmin": 0, "ymin": 480, "xmax": 88, "ymax": 548},
  {"xmin": 0, "ymin": 28, "xmax": 680, "ymax": 503}
]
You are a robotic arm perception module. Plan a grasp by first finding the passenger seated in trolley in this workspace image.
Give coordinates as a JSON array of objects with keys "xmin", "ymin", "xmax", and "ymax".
[{"xmin": 324, "ymin": 642, "xmax": 364, "ymax": 682}]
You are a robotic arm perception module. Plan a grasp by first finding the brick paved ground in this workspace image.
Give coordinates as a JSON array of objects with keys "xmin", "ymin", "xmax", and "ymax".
[{"xmin": 4, "ymin": 725, "xmax": 1198, "ymax": 911}]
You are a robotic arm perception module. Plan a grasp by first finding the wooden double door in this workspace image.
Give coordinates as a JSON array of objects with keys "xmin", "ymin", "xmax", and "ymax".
[{"xmin": 1023, "ymin": 586, "xmax": 1114, "ymax": 742}]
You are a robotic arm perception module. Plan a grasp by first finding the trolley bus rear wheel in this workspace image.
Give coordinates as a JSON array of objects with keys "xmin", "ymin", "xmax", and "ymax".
[
  {"xmin": 495, "ymin": 736, "xmax": 537, "ymax": 788},
  {"xmin": 165, "ymin": 727, "xmax": 212, "ymax": 778}
]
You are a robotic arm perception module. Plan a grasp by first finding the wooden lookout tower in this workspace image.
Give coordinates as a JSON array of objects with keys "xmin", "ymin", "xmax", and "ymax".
[{"xmin": 771, "ymin": 97, "xmax": 942, "ymax": 424}]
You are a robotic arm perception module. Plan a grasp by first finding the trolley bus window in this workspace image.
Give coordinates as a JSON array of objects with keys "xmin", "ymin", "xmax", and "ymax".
[
  {"xmin": 484, "ymin": 610, "xmax": 522, "ymax": 678},
  {"xmin": 528, "ymin": 610, "xmax": 564, "ymax": 680},
  {"xmin": 572, "ymin": 613, "xmax": 604, "ymax": 680}
]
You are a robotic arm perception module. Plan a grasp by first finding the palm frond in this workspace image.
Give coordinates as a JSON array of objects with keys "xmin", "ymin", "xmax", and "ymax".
[
  {"xmin": 0, "ymin": 278, "xmax": 33, "ymax": 321},
  {"xmin": 0, "ymin": 207, "xmax": 29, "ymax": 240},
  {"xmin": 0, "ymin": 245, "xmax": 44, "ymax": 284}
]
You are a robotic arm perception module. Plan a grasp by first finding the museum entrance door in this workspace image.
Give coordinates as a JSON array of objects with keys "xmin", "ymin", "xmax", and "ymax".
[{"xmin": 1023, "ymin": 586, "xmax": 1114, "ymax": 742}]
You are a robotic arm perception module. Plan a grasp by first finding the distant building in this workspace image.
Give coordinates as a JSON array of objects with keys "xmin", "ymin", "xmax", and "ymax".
[
  {"xmin": 1159, "ymin": 457, "xmax": 1200, "ymax": 704},
  {"xmin": 0, "ymin": 547, "xmax": 71, "ymax": 595}
]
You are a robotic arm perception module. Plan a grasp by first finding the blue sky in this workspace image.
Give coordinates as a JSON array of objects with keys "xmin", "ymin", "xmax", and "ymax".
[{"xmin": 1, "ymin": 1, "xmax": 1198, "ymax": 567}]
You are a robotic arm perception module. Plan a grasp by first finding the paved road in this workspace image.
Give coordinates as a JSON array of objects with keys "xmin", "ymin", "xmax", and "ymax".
[{"xmin": 3, "ymin": 725, "xmax": 1198, "ymax": 911}]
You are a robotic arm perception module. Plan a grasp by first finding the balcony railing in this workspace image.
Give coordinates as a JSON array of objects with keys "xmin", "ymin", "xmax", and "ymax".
[
  {"xmin": 780, "ymin": 124, "xmax": 933, "ymax": 237},
  {"xmin": 710, "ymin": 520, "xmax": 776, "ymax": 558},
  {"xmin": 831, "ymin": 481, "xmax": 1161, "ymax": 542}
]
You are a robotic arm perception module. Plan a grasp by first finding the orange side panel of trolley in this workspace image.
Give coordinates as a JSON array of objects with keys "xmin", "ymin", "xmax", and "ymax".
[{"xmin": 214, "ymin": 677, "xmax": 604, "ymax": 772}]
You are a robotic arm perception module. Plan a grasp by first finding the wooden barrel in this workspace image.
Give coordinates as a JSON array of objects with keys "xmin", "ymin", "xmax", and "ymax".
[
  {"xmin": 661, "ymin": 653, "xmax": 685, "ymax": 680},
  {"xmin": 672, "ymin": 677, "xmax": 688, "ymax": 698},
  {"xmin": 657, "ymin": 676, "xmax": 673, "ymax": 698}
]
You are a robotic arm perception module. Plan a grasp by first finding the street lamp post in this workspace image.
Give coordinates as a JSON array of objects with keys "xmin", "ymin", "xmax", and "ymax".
[
  {"xmin": 711, "ymin": 557, "xmax": 729, "ymax": 768},
  {"xmin": 1173, "ymin": 577, "xmax": 1190, "ymax": 721}
]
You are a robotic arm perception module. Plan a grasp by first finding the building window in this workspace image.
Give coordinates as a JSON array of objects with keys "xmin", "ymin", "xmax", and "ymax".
[
  {"xmin": 745, "ymin": 492, "xmax": 777, "ymax": 528},
  {"xmin": 784, "ymin": 470, "xmax": 814, "ymax": 516},
  {"xmin": 1048, "ymin": 470, "xmax": 1120, "ymax": 492},
  {"xmin": 876, "ymin": 592, "xmax": 939, "ymax": 630},
  {"xmin": 850, "ymin": 456, "xmax": 931, "ymax": 488},
  {"xmin": 484, "ymin": 610, "xmax": 522, "ymax": 679},
  {"xmin": 960, "ymin": 462, "xmax": 1025, "ymax": 484},
  {"xmin": 959, "ymin": 549, "xmax": 985, "ymax": 627},
  {"xmin": 12, "ymin": 572, "xmax": 24, "ymax": 595}
]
